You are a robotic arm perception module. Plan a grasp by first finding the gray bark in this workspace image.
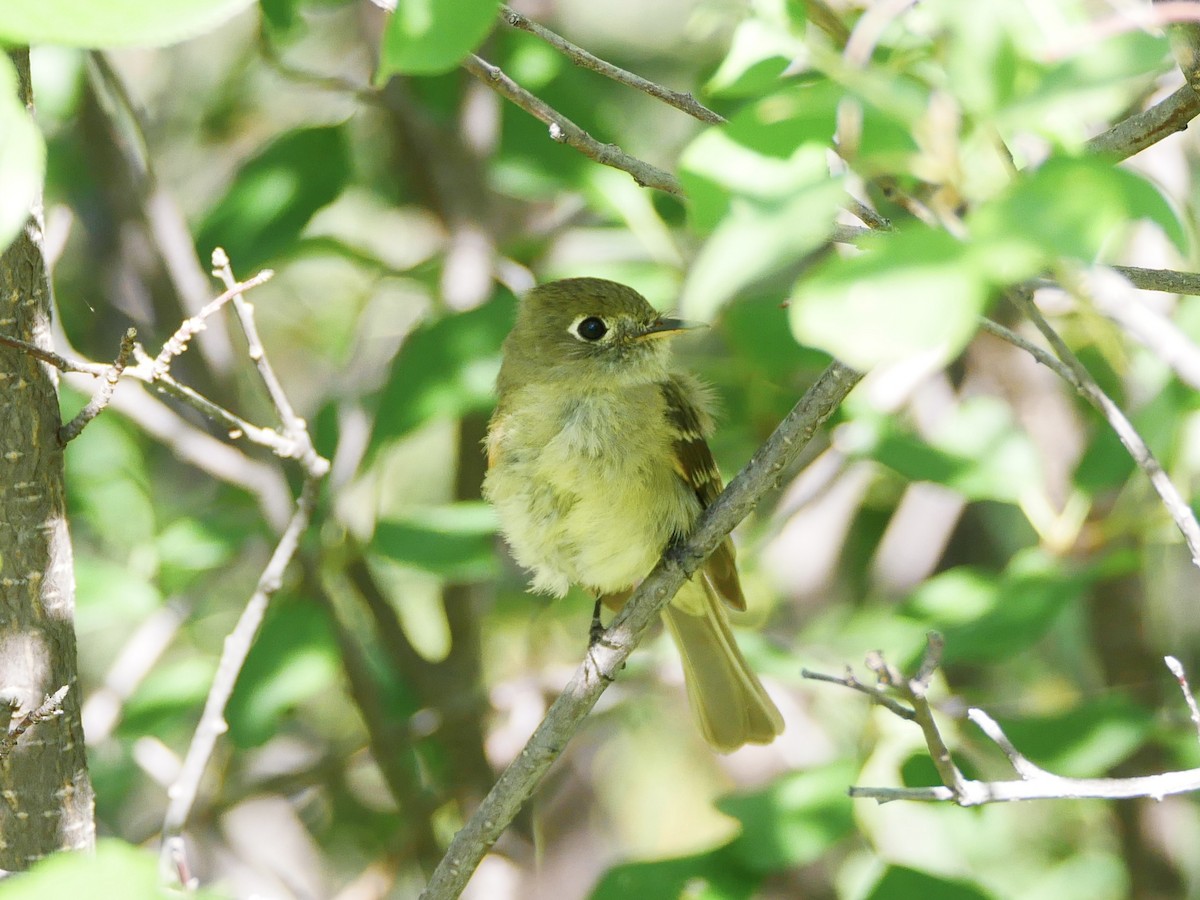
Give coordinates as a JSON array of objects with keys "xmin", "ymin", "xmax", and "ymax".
[{"xmin": 0, "ymin": 49, "xmax": 96, "ymax": 870}]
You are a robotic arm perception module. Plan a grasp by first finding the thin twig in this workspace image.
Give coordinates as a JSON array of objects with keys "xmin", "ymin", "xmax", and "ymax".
[
  {"xmin": 498, "ymin": 5, "xmax": 725, "ymax": 125},
  {"xmin": 0, "ymin": 333, "xmax": 108, "ymax": 376},
  {"xmin": 816, "ymin": 640, "xmax": 1200, "ymax": 806},
  {"xmin": 0, "ymin": 686, "xmax": 70, "ymax": 760},
  {"xmin": 58, "ymin": 328, "xmax": 137, "ymax": 443},
  {"xmin": 800, "ymin": 667, "xmax": 917, "ymax": 720},
  {"xmin": 2, "ymin": 320, "xmax": 315, "ymax": 485},
  {"xmin": 1007, "ymin": 286, "xmax": 1200, "ymax": 568},
  {"xmin": 911, "ymin": 631, "xmax": 944, "ymax": 687},
  {"xmin": 844, "ymin": 194, "xmax": 892, "ymax": 232},
  {"xmin": 133, "ymin": 344, "xmax": 294, "ymax": 454},
  {"xmin": 152, "ymin": 269, "xmax": 274, "ymax": 377},
  {"xmin": 1165, "ymin": 655, "xmax": 1200, "ymax": 745},
  {"xmin": 461, "ymin": 54, "xmax": 684, "ymax": 197},
  {"xmin": 876, "ymin": 636, "xmax": 969, "ymax": 798},
  {"xmin": 159, "ymin": 477, "xmax": 320, "ymax": 882},
  {"xmin": 210, "ymin": 250, "xmax": 329, "ymax": 478},
  {"xmin": 420, "ymin": 360, "xmax": 864, "ymax": 900},
  {"xmin": 966, "ymin": 708, "xmax": 1054, "ymax": 780}
]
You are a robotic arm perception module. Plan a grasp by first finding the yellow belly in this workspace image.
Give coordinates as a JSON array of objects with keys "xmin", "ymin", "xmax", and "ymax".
[{"xmin": 484, "ymin": 384, "xmax": 700, "ymax": 597}]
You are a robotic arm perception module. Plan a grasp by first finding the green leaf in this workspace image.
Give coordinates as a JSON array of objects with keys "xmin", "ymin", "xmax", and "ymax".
[
  {"xmin": 121, "ymin": 657, "xmax": 217, "ymax": 737},
  {"xmin": 0, "ymin": 840, "xmax": 161, "ymax": 900},
  {"xmin": 902, "ymin": 550, "xmax": 1088, "ymax": 665},
  {"xmin": 680, "ymin": 80, "xmax": 912, "ymax": 234},
  {"xmin": 0, "ymin": 57, "xmax": 45, "ymax": 256},
  {"xmin": 74, "ymin": 557, "xmax": 163, "ymax": 675},
  {"xmin": 226, "ymin": 597, "xmax": 340, "ymax": 746},
  {"xmin": 789, "ymin": 227, "xmax": 988, "ymax": 369},
  {"xmin": 590, "ymin": 851, "xmax": 757, "ymax": 900},
  {"xmin": 156, "ymin": 518, "xmax": 235, "ymax": 594},
  {"xmin": 997, "ymin": 29, "xmax": 1168, "ymax": 150},
  {"xmin": 196, "ymin": 125, "xmax": 349, "ymax": 270},
  {"xmin": 368, "ymin": 293, "xmax": 513, "ymax": 453},
  {"xmin": 970, "ymin": 156, "xmax": 1187, "ymax": 267},
  {"xmin": 680, "ymin": 179, "xmax": 843, "ymax": 322},
  {"xmin": 705, "ymin": 18, "xmax": 801, "ymax": 99},
  {"xmin": 859, "ymin": 397, "xmax": 1041, "ymax": 503},
  {"xmin": 718, "ymin": 762, "xmax": 857, "ymax": 873},
  {"xmin": 373, "ymin": 502, "xmax": 499, "ymax": 580},
  {"xmin": 0, "ymin": 0, "xmax": 257, "ymax": 47},
  {"xmin": 64, "ymin": 407, "xmax": 156, "ymax": 552},
  {"xmin": 866, "ymin": 866, "xmax": 992, "ymax": 900},
  {"xmin": 379, "ymin": 0, "xmax": 499, "ymax": 78}
]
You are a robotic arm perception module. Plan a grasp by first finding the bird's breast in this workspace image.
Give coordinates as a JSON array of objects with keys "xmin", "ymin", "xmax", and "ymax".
[{"xmin": 485, "ymin": 383, "xmax": 700, "ymax": 596}]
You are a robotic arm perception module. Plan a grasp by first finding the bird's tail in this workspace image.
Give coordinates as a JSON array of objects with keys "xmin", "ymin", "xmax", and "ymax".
[{"xmin": 661, "ymin": 579, "xmax": 784, "ymax": 753}]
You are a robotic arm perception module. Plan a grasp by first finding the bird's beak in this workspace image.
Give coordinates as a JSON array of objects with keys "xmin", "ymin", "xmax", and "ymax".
[{"xmin": 637, "ymin": 317, "xmax": 706, "ymax": 340}]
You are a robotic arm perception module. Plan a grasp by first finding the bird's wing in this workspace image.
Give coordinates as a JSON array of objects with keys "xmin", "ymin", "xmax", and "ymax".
[{"xmin": 661, "ymin": 375, "xmax": 746, "ymax": 611}]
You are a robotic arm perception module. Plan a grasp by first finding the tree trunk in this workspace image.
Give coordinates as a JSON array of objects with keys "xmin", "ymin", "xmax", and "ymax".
[{"xmin": 0, "ymin": 49, "xmax": 95, "ymax": 871}]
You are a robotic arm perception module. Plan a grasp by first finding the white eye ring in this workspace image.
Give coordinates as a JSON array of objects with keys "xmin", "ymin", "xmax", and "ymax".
[{"xmin": 568, "ymin": 315, "xmax": 610, "ymax": 343}]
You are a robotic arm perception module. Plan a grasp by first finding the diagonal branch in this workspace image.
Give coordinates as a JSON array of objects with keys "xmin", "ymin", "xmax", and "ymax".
[
  {"xmin": 1084, "ymin": 84, "xmax": 1200, "ymax": 160},
  {"xmin": 58, "ymin": 327, "xmax": 137, "ymax": 443},
  {"xmin": 159, "ymin": 478, "xmax": 321, "ymax": 886},
  {"xmin": 498, "ymin": 5, "xmax": 725, "ymax": 124},
  {"xmin": 461, "ymin": 54, "xmax": 684, "ymax": 196},
  {"xmin": 420, "ymin": 360, "xmax": 863, "ymax": 900},
  {"xmin": 1005, "ymin": 286, "xmax": 1200, "ymax": 568}
]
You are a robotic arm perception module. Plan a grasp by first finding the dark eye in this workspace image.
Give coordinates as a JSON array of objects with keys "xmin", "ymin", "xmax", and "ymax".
[{"xmin": 576, "ymin": 316, "xmax": 608, "ymax": 341}]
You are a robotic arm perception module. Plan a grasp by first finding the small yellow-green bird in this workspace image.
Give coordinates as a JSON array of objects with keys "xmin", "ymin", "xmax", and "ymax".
[{"xmin": 482, "ymin": 277, "xmax": 784, "ymax": 752}]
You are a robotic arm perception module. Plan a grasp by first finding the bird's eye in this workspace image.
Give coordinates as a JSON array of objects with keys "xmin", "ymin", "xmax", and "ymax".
[{"xmin": 575, "ymin": 316, "xmax": 608, "ymax": 341}]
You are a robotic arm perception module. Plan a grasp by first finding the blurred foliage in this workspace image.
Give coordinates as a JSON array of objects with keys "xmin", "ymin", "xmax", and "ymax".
[
  {"xmin": 0, "ymin": 56, "xmax": 45, "ymax": 253},
  {"xmin": 3, "ymin": 0, "xmax": 1200, "ymax": 896}
]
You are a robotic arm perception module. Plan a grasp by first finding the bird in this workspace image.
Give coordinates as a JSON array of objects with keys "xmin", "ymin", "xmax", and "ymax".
[{"xmin": 482, "ymin": 277, "xmax": 784, "ymax": 752}]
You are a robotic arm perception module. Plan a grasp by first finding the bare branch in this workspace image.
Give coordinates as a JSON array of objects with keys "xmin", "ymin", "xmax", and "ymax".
[
  {"xmin": 1111, "ymin": 264, "xmax": 1200, "ymax": 295},
  {"xmin": 498, "ymin": 5, "xmax": 725, "ymax": 125},
  {"xmin": 420, "ymin": 360, "xmax": 863, "ymax": 900},
  {"xmin": 1007, "ymin": 285, "xmax": 1200, "ymax": 568},
  {"xmin": 1165, "ymin": 655, "xmax": 1200, "ymax": 745},
  {"xmin": 152, "ymin": 269, "xmax": 274, "ymax": 378},
  {"xmin": 159, "ymin": 478, "xmax": 320, "ymax": 883},
  {"xmin": 849, "ymin": 763, "xmax": 1200, "ymax": 804},
  {"xmin": 800, "ymin": 666, "xmax": 917, "ymax": 720},
  {"xmin": 844, "ymin": 194, "xmax": 892, "ymax": 232},
  {"xmin": 58, "ymin": 328, "xmax": 137, "ymax": 444},
  {"xmin": 816, "ymin": 642, "xmax": 1200, "ymax": 806},
  {"xmin": 1084, "ymin": 84, "xmax": 1200, "ymax": 160},
  {"xmin": 966, "ymin": 708, "xmax": 1054, "ymax": 780},
  {"xmin": 461, "ymin": 54, "xmax": 685, "ymax": 197},
  {"xmin": 0, "ymin": 332, "xmax": 108, "ymax": 376},
  {"xmin": 0, "ymin": 686, "xmax": 70, "ymax": 760},
  {"xmin": 4, "ymin": 313, "xmax": 303, "ymax": 528},
  {"xmin": 211, "ymin": 250, "xmax": 329, "ymax": 479}
]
